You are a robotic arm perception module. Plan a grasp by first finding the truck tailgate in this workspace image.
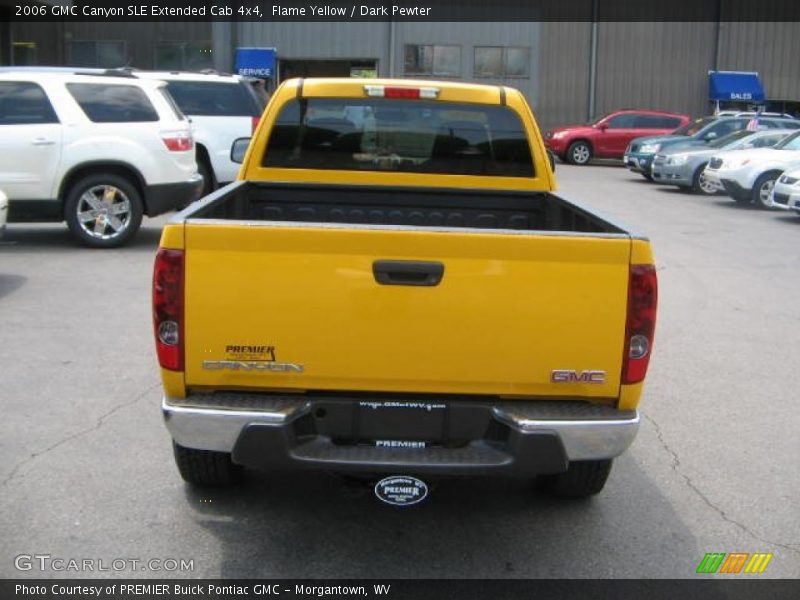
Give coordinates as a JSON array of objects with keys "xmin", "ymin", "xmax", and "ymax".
[{"xmin": 183, "ymin": 222, "xmax": 630, "ymax": 398}]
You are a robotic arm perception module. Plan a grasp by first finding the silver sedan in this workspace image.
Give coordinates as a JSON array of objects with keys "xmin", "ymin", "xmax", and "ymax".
[{"xmin": 651, "ymin": 129, "xmax": 795, "ymax": 195}]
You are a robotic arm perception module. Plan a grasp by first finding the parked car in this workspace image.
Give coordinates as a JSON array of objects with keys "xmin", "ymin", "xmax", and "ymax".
[
  {"xmin": 624, "ymin": 116, "xmax": 800, "ymax": 181},
  {"xmin": 0, "ymin": 189, "xmax": 7, "ymax": 239},
  {"xmin": 703, "ymin": 130, "xmax": 800, "ymax": 208},
  {"xmin": 769, "ymin": 164, "xmax": 800, "ymax": 214},
  {"xmin": 130, "ymin": 71, "xmax": 267, "ymax": 194},
  {"xmin": 651, "ymin": 129, "xmax": 794, "ymax": 195},
  {"xmin": 0, "ymin": 71, "xmax": 202, "ymax": 247},
  {"xmin": 543, "ymin": 109, "xmax": 690, "ymax": 165}
]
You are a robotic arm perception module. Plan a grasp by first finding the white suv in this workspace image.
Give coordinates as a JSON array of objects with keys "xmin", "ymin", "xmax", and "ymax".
[
  {"xmin": 0, "ymin": 72, "xmax": 202, "ymax": 247},
  {"xmin": 703, "ymin": 130, "xmax": 800, "ymax": 208},
  {"xmin": 131, "ymin": 71, "xmax": 267, "ymax": 193}
]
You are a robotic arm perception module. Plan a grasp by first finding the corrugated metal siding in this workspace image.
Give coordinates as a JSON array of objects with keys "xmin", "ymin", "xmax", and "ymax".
[
  {"xmin": 535, "ymin": 22, "xmax": 592, "ymax": 132},
  {"xmin": 717, "ymin": 22, "xmax": 800, "ymax": 101},
  {"xmin": 595, "ymin": 22, "xmax": 716, "ymax": 119},
  {"xmin": 237, "ymin": 22, "xmax": 390, "ymax": 65},
  {"xmin": 211, "ymin": 22, "xmax": 233, "ymax": 72}
]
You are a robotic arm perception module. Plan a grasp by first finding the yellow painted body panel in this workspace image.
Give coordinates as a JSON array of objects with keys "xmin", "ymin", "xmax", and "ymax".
[
  {"xmin": 182, "ymin": 222, "xmax": 630, "ymax": 397},
  {"xmin": 158, "ymin": 78, "xmax": 658, "ymax": 406}
]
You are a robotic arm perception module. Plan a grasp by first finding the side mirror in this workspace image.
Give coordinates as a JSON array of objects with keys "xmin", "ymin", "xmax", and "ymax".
[
  {"xmin": 704, "ymin": 132, "xmax": 718, "ymax": 142},
  {"xmin": 597, "ymin": 123, "xmax": 608, "ymax": 132},
  {"xmin": 230, "ymin": 138, "xmax": 251, "ymax": 164}
]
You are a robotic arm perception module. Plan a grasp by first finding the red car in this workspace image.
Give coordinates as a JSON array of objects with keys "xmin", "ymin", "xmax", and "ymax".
[{"xmin": 544, "ymin": 109, "xmax": 691, "ymax": 165}]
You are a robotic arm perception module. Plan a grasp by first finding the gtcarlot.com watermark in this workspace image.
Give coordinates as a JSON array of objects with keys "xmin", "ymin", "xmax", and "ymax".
[{"xmin": 14, "ymin": 554, "xmax": 194, "ymax": 573}]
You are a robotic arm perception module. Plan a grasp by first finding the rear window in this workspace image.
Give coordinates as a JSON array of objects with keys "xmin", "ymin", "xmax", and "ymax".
[
  {"xmin": 67, "ymin": 83, "xmax": 159, "ymax": 123},
  {"xmin": 262, "ymin": 98, "xmax": 535, "ymax": 177},
  {"xmin": 165, "ymin": 81, "xmax": 260, "ymax": 117},
  {"xmin": 0, "ymin": 81, "xmax": 59, "ymax": 125}
]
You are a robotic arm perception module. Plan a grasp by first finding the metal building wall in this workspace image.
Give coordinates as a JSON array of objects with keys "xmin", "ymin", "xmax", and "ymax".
[
  {"xmin": 535, "ymin": 22, "xmax": 592, "ymax": 131},
  {"xmin": 234, "ymin": 22, "xmax": 391, "ymax": 72},
  {"xmin": 717, "ymin": 22, "xmax": 800, "ymax": 102},
  {"xmin": 594, "ymin": 22, "xmax": 717, "ymax": 119}
]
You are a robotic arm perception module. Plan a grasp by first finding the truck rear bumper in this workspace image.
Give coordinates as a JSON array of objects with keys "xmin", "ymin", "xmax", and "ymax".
[{"xmin": 162, "ymin": 394, "xmax": 639, "ymax": 476}]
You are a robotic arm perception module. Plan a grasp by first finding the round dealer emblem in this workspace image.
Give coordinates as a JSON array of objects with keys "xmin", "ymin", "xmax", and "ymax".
[{"xmin": 374, "ymin": 476, "xmax": 428, "ymax": 507}]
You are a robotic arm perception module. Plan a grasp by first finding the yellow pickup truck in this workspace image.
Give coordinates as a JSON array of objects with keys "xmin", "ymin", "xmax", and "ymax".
[{"xmin": 153, "ymin": 78, "xmax": 657, "ymax": 501}]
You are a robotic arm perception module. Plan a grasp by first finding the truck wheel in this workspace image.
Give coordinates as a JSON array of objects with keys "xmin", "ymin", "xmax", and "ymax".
[
  {"xmin": 539, "ymin": 459, "xmax": 613, "ymax": 498},
  {"xmin": 173, "ymin": 442, "xmax": 242, "ymax": 486},
  {"xmin": 64, "ymin": 174, "xmax": 143, "ymax": 248},
  {"xmin": 692, "ymin": 164, "xmax": 718, "ymax": 195},
  {"xmin": 751, "ymin": 173, "xmax": 778, "ymax": 209},
  {"xmin": 566, "ymin": 141, "xmax": 592, "ymax": 165}
]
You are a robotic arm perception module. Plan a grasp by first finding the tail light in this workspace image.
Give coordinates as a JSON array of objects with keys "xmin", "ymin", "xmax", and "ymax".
[
  {"xmin": 251, "ymin": 116, "xmax": 261, "ymax": 133},
  {"xmin": 153, "ymin": 249, "xmax": 184, "ymax": 371},
  {"xmin": 364, "ymin": 85, "xmax": 440, "ymax": 99},
  {"xmin": 622, "ymin": 264, "xmax": 658, "ymax": 384},
  {"xmin": 162, "ymin": 132, "xmax": 193, "ymax": 152}
]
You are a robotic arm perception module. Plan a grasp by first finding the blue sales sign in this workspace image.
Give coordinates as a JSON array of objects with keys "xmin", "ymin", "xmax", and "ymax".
[{"xmin": 235, "ymin": 47, "xmax": 277, "ymax": 78}]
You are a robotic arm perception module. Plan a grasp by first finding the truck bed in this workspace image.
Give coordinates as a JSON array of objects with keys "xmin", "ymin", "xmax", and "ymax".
[{"xmin": 185, "ymin": 181, "xmax": 627, "ymax": 235}]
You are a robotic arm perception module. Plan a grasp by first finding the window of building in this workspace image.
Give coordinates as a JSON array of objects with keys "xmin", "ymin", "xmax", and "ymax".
[
  {"xmin": 474, "ymin": 47, "xmax": 530, "ymax": 78},
  {"xmin": 67, "ymin": 41, "xmax": 127, "ymax": 68},
  {"xmin": 66, "ymin": 84, "xmax": 159, "ymax": 123},
  {"xmin": 404, "ymin": 45, "xmax": 461, "ymax": 77},
  {"xmin": 0, "ymin": 82, "xmax": 59, "ymax": 125},
  {"xmin": 155, "ymin": 42, "xmax": 213, "ymax": 71},
  {"xmin": 12, "ymin": 42, "xmax": 37, "ymax": 66}
]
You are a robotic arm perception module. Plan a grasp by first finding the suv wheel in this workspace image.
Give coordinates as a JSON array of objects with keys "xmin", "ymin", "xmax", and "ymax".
[
  {"xmin": 65, "ymin": 174, "xmax": 143, "ymax": 248},
  {"xmin": 173, "ymin": 442, "xmax": 242, "ymax": 486},
  {"xmin": 538, "ymin": 459, "xmax": 613, "ymax": 498},
  {"xmin": 751, "ymin": 173, "xmax": 778, "ymax": 209},
  {"xmin": 692, "ymin": 164, "xmax": 718, "ymax": 195},
  {"xmin": 566, "ymin": 141, "xmax": 592, "ymax": 165},
  {"xmin": 197, "ymin": 154, "xmax": 215, "ymax": 199}
]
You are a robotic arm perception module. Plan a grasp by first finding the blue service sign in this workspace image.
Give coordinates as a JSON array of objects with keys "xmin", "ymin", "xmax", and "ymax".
[{"xmin": 235, "ymin": 47, "xmax": 276, "ymax": 78}]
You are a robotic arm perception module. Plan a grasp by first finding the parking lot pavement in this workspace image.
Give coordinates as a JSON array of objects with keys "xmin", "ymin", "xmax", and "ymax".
[{"xmin": 1, "ymin": 165, "xmax": 798, "ymax": 579}]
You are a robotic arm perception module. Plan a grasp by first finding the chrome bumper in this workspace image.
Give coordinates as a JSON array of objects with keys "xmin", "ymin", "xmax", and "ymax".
[{"xmin": 163, "ymin": 395, "xmax": 640, "ymax": 468}]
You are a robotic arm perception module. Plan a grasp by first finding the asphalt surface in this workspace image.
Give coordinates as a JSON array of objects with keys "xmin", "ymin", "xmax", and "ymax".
[{"xmin": 1, "ymin": 164, "xmax": 799, "ymax": 579}]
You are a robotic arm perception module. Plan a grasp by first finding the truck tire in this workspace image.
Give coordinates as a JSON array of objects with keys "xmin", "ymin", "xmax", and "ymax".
[
  {"xmin": 566, "ymin": 141, "xmax": 592, "ymax": 165},
  {"xmin": 64, "ymin": 174, "xmax": 143, "ymax": 248},
  {"xmin": 173, "ymin": 442, "xmax": 242, "ymax": 486},
  {"xmin": 539, "ymin": 459, "xmax": 613, "ymax": 498},
  {"xmin": 751, "ymin": 172, "xmax": 779, "ymax": 209}
]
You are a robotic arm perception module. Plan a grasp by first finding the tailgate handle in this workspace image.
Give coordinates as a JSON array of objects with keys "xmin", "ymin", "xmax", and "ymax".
[{"xmin": 372, "ymin": 260, "xmax": 445, "ymax": 287}]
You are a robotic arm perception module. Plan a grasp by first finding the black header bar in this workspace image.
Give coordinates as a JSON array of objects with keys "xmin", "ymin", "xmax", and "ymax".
[{"xmin": 6, "ymin": 0, "xmax": 800, "ymax": 22}]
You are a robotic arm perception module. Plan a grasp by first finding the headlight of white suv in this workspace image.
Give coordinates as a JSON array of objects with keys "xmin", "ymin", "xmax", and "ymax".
[
  {"xmin": 640, "ymin": 143, "xmax": 661, "ymax": 154},
  {"xmin": 668, "ymin": 154, "xmax": 689, "ymax": 166}
]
